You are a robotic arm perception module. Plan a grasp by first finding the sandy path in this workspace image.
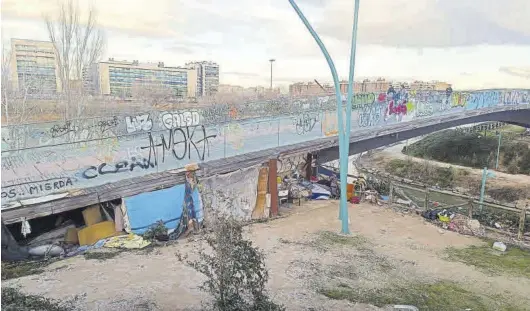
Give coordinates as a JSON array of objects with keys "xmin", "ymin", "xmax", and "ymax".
[{"xmin": 4, "ymin": 201, "xmax": 530, "ymax": 310}]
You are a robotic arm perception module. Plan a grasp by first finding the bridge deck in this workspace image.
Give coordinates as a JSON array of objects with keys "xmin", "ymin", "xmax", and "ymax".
[{"xmin": 3, "ymin": 104, "xmax": 529, "ymax": 224}]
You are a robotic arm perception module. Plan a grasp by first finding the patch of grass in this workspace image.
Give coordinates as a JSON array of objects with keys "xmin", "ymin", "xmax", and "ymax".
[
  {"xmin": 1, "ymin": 287, "xmax": 71, "ymax": 311},
  {"xmin": 1, "ymin": 260, "xmax": 56, "ymax": 280},
  {"xmin": 314, "ymin": 231, "xmax": 367, "ymax": 248},
  {"xmin": 445, "ymin": 242, "xmax": 530, "ymax": 278},
  {"xmin": 385, "ymin": 158, "xmax": 457, "ymax": 188},
  {"xmin": 83, "ymin": 250, "xmax": 121, "ymax": 261},
  {"xmin": 319, "ymin": 281, "xmax": 523, "ymax": 311}
]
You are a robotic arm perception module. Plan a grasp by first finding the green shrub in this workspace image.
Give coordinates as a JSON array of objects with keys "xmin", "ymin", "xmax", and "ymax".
[
  {"xmin": 177, "ymin": 216, "xmax": 284, "ymax": 311},
  {"xmin": 404, "ymin": 129, "xmax": 530, "ymax": 174}
]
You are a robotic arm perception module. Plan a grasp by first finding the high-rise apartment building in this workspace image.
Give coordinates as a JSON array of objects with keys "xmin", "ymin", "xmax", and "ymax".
[
  {"xmin": 186, "ymin": 61, "xmax": 219, "ymax": 97},
  {"xmin": 10, "ymin": 38, "xmax": 61, "ymax": 94},
  {"xmin": 86, "ymin": 59, "xmax": 197, "ymax": 98}
]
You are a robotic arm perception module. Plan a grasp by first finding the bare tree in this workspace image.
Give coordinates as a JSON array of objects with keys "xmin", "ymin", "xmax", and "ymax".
[
  {"xmin": 131, "ymin": 80, "xmax": 175, "ymax": 109},
  {"xmin": 1, "ymin": 45, "xmax": 12, "ymax": 123},
  {"xmin": 44, "ymin": 0, "xmax": 105, "ymax": 119},
  {"xmin": 1, "ymin": 45, "xmax": 46, "ymax": 126}
]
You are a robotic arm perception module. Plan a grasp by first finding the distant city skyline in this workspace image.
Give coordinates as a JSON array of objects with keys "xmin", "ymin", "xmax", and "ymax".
[{"xmin": 2, "ymin": 0, "xmax": 529, "ymax": 90}]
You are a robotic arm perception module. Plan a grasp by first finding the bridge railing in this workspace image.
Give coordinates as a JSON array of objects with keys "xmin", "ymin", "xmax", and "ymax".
[{"xmin": 1, "ymin": 89, "xmax": 529, "ymax": 207}]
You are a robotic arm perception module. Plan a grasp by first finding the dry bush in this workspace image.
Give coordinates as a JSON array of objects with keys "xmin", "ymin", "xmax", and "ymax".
[{"xmin": 177, "ymin": 215, "xmax": 284, "ymax": 311}]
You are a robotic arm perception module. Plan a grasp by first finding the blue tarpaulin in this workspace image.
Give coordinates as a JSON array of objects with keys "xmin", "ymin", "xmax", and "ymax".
[{"xmin": 124, "ymin": 184, "xmax": 203, "ymax": 234}]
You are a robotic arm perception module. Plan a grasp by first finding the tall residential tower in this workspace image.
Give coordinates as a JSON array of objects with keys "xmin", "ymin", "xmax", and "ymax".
[
  {"xmin": 10, "ymin": 38, "xmax": 61, "ymax": 94},
  {"xmin": 186, "ymin": 61, "xmax": 219, "ymax": 97}
]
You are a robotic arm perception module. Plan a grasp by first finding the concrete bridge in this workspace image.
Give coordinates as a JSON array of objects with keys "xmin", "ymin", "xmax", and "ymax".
[{"xmin": 1, "ymin": 88, "xmax": 529, "ymax": 223}]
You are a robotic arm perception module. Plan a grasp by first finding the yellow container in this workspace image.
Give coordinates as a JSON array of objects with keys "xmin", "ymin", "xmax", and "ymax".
[
  {"xmin": 82, "ymin": 205, "xmax": 103, "ymax": 226},
  {"xmin": 64, "ymin": 227, "xmax": 79, "ymax": 244},
  {"xmin": 77, "ymin": 221, "xmax": 116, "ymax": 246},
  {"xmin": 438, "ymin": 215, "xmax": 450, "ymax": 222}
]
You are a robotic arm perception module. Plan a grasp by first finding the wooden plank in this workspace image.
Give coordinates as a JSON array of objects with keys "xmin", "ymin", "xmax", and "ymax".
[
  {"xmin": 472, "ymin": 200, "xmax": 521, "ymax": 213},
  {"xmin": 428, "ymin": 188, "xmax": 475, "ymax": 200},
  {"xmin": 252, "ymin": 167, "xmax": 269, "ymax": 219},
  {"xmin": 396, "ymin": 183, "xmax": 427, "ymax": 193},
  {"xmin": 2, "ymin": 193, "xmax": 99, "ymax": 224},
  {"xmin": 441, "ymin": 202, "xmax": 470, "ymax": 209},
  {"xmin": 268, "ymin": 159, "xmax": 279, "ymax": 217}
]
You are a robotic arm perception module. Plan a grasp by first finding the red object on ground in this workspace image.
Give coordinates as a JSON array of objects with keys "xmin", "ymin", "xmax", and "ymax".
[{"xmin": 350, "ymin": 196, "xmax": 361, "ymax": 204}]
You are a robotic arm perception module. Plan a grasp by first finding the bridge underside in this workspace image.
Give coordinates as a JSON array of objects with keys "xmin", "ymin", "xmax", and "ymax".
[{"xmin": 317, "ymin": 108, "xmax": 530, "ymax": 164}]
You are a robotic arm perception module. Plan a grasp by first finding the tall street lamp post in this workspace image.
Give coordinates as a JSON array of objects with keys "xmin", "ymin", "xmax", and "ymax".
[
  {"xmin": 288, "ymin": 0, "xmax": 361, "ymax": 234},
  {"xmin": 269, "ymin": 59, "xmax": 275, "ymax": 90}
]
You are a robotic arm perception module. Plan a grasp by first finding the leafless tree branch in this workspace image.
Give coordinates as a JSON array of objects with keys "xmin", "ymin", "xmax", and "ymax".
[{"xmin": 44, "ymin": 0, "xmax": 105, "ymax": 119}]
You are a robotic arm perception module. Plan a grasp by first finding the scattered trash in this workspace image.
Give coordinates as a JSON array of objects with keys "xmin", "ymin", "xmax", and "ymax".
[
  {"xmin": 66, "ymin": 238, "xmax": 108, "ymax": 257},
  {"xmin": 437, "ymin": 210, "xmax": 451, "ymax": 223},
  {"xmin": 396, "ymin": 198, "xmax": 412, "ymax": 206},
  {"xmin": 364, "ymin": 190, "xmax": 383, "ymax": 205},
  {"xmin": 350, "ymin": 196, "xmax": 361, "ymax": 204},
  {"xmin": 21, "ymin": 218, "xmax": 31, "ymax": 238},
  {"xmin": 28, "ymin": 224, "xmax": 76, "ymax": 247},
  {"xmin": 467, "ymin": 219, "xmax": 484, "ymax": 236},
  {"xmin": 422, "ymin": 209, "xmax": 439, "ymax": 220},
  {"xmin": 494, "ymin": 222, "xmax": 502, "ymax": 229},
  {"xmin": 492, "ymin": 241, "xmax": 507, "ymax": 252},
  {"xmin": 104, "ymin": 234, "xmax": 151, "ymax": 249},
  {"xmin": 309, "ymin": 184, "xmax": 331, "ymax": 200}
]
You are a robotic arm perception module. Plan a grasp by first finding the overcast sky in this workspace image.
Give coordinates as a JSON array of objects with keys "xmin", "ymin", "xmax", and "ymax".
[{"xmin": 2, "ymin": 0, "xmax": 530, "ymax": 90}]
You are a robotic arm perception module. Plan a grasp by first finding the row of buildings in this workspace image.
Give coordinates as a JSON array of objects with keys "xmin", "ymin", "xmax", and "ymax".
[
  {"xmin": 217, "ymin": 84, "xmax": 281, "ymax": 96},
  {"xmin": 289, "ymin": 78, "xmax": 452, "ymax": 97},
  {"xmin": 8, "ymin": 38, "xmax": 219, "ymax": 99}
]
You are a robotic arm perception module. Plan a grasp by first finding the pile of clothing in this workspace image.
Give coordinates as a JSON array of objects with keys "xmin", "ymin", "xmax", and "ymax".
[{"xmin": 422, "ymin": 209, "xmax": 454, "ymax": 223}]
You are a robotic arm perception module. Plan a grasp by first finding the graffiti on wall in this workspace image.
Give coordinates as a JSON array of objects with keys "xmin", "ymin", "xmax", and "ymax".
[
  {"xmin": 80, "ymin": 125, "xmax": 217, "ymax": 180},
  {"xmin": 293, "ymin": 113, "xmax": 319, "ymax": 135},
  {"xmin": 1, "ymin": 89, "xmax": 529, "ymax": 206},
  {"xmin": 125, "ymin": 114, "xmax": 153, "ymax": 133}
]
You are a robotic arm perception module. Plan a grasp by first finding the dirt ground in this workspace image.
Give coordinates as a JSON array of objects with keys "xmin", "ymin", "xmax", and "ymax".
[{"xmin": 3, "ymin": 201, "xmax": 530, "ymax": 310}]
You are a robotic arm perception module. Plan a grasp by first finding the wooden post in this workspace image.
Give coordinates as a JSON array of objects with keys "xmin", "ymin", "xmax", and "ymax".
[
  {"xmin": 252, "ymin": 167, "xmax": 269, "ymax": 220},
  {"xmin": 305, "ymin": 153, "xmax": 313, "ymax": 181},
  {"xmin": 468, "ymin": 199, "xmax": 474, "ymax": 219},
  {"xmin": 388, "ymin": 180, "xmax": 394, "ymax": 204},
  {"xmin": 518, "ymin": 204, "xmax": 527, "ymax": 241},
  {"xmin": 268, "ymin": 159, "xmax": 279, "ymax": 217},
  {"xmin": 424, "ymin": 187, "xmax": 430, "ymax": 210}
]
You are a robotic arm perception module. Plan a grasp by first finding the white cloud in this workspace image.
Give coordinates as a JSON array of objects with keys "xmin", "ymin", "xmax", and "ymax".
[
  {"xmin": 1, "ymin": 0, "xmax": 187, "ymax": 37},
  {"xmin": 1, "ymin": 0, "xmax": 530, "ymax": 89}
]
